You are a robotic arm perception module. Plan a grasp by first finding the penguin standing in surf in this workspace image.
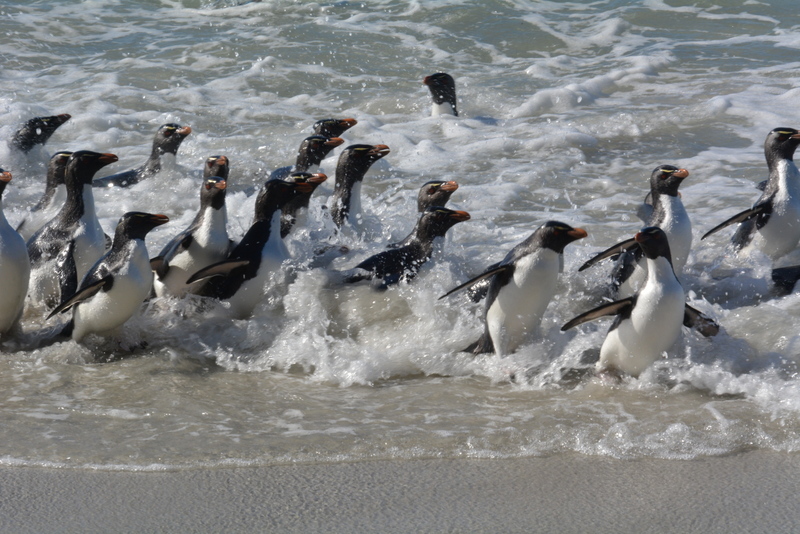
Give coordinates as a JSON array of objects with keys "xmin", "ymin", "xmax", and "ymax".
[
  {"xmin": 562, "ymin": 227, "xmax": 718, "ymax": 378},
  {"xmin": 440, "ymin": 221, "xmax": 587, "ymax": 356},
  {"xmin": 48, "ymin": 212, "xmax": 169, "ymax": 343},
  {"xmin": 269, "ymin": 136, "xmax": 343, "ymax": 181},
  {"xmin": 9, "ymin": 114, "xmax": 71, "ymax": 153},
  {"xmin": 312, "ymin": 118, "xmax": 357, "ymax": 139},
  {"xmin": 702, "ymin": 127, "xmax": 800, "ymax": 260},
  {"xmin": 579, "ymin": 165, "xmax": 692, "ymax": 297},
  {"xmin": 330, "ymin": 144, "xmax": 390, "ymax": 229},
  {"xmin": 280, "ymin": 172, "xmax": 328, "ymax": 238},
  {"xmin": 424, "ymin": 73, "xmax": 458, "ymax": 117},
  {"xmin": 27, "ymin": 150, "xmax": 117, "ymax": 308},
  {"xmin": 0, "ymin": 169, "xmax": 30, "ymax": 337},
  {"xmin": 388, "ymin": 180, "xmax": 459, "ymax": 249}
]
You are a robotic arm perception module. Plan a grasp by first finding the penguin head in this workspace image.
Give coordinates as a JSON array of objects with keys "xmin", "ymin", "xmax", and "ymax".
[
  {"xmin": 416, "ymin": 206, "xmax": 470, "ymax": 240},
  {"xmin": 201, "ymin": 176, "xmax": 227, "ymax": 210},
  {"xmin": 765, "ymin": 127, "xmax": 800, "ymax": 163},
  {"xmin": 203, "ymin": 155, "xmax": 229, "ymax": 180},
  {"xmin": 47, "ymin": 151, "xmax": 73, "ymax": 188},
  {"xmin": 417, "ymin": 180, "xmax": 459, "ymax": 212},
  {"xmin": 11, "ymin": 113, "xmax": 71, "ymax": 151},
  {"xmin": 69, "ymin": 150, "xmax": 119, "ymax": 186},
  {"xmin": 335, "ymin": 144, "xmax": 391, "ymax": 184},
  {"xmin": 254, "ymin": 179, "xmax": 312, "ymax": 221},
  {"xmin": 635, "ymin": 226, "xmax": 672, "ymax": 262},
  {"xmin": 650, "ymin": 165, "xmax": 689, "ymax": 197},
  {"xmin": 116, "ymin": 212, "xmax": 169, "ymax": 241},
  {"xmin": 313, "ymin": 118, "xmax": 357, "ymax": 138},
  {"xmin": 285, "ymin": 171, "xmax": 328, "ymax": 190},
  {"xmin": 298, "ymin": 135, "xmax": 344, "ymax": 164},
  {"xmin": 536, "ymin": 221, "xmax": 588, "ymax": 254},
  {"xmin": 423, "ymin": 73, "xmax": 457, "ymax": 113},
  {"xmin": 0, "ymin": 168, "xmax": 12, "ymax": 197},
  {"xmin": 154, "ymin": 123, "xmax": 192, "ymax": 155}
]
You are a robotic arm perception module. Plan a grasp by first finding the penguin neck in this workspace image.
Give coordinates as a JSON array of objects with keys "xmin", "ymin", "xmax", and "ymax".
[
  {"xmin": 644, "ymin": 255, "xmax": 678, "ymax": 287},
  {"xmin": 80, "ymin": 185, "xmax": 98, "ymax": 222},
  {"xmin": 61, "ymin": 182, "xmax": 87, "ymax": 222},
  {"xmin": 431, "ymin": 101, "xmax": 457, "ymax": 117},
  {"xmin": 333, "ymin": 179, "xmax": 362, "ymax": 227},
  {"xmin": 772, "ymin": 158, "xmax": 800, "ymax": 199},
  {"xmin": 650, "ymin": 192, "xmax": 683, "ymax": 225}
]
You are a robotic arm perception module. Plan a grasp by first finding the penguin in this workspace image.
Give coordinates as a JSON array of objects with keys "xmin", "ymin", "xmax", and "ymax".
[
  {"xmin": 27, "ymin": 150, "xmax": 117, "ymax": 308},
  {"xmin": 313, "ymin": 118, "xmax": 358, "ymax": 138},
  {"xmin": 16, "ymin": 151, "xmax": 72, "ymax": 241},
  {"xmin": 579, "ymin": 165, "xmax": 692, "ymax": 297},
  {"xmin": 340, "ymin": 206, "xmax": 470, "ymax": 288},
  {"xmin": 186, "ymin": 179, "xmax": 312, "ymax": 318},
  {"xmin": 562, "ymin": 227, "xmax": 718, "ymax": 378},
  {"xmin": 202, "ymin": 154, "xmax": 229, "ymax": 180},
  {"xmin": 92, "ymin": 123, "xmax": 192, "ymax": 188},
  {"xmin": 151, "ymin": 175, "xmax": 230, "ymax": 298},
  {"xmin": 48, "ymin": 212, "xmax": 169, "ymax": 342},
  {"xmin": 424, "ymin": 73, "xmax": 458, "ymax": 117},
  {"xmin": 280, "ymin": 172, "xmax": 328, "ymax": 238},
  {"xmin": 387, "ymin": 180, "xmax": 459, "ymax": 249},
  {"xmin": 330, "ymin": 144, "xmax": 391, "ymax": 228},
  {"xmin": 702, "ymin": 127, "xmax": 800, "ymax": 260},
  {"xmin": 441, "ymin": 221, "xmax": 587, "ymax": 356},
  {"xmin": 0, "ymin": 169, "xmax": 30, "ymax": 336},
  {"xmin": 9, "ymin": 114, "xmax": 71, "ymax": 153},
  {"xmin": 269, "ymin": 136, "xmax": 344, "ymax": 181}
]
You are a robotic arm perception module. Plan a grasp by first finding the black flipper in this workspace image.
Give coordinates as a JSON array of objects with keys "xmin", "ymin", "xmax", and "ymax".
[
  {"xmin": 462, "ymin": 332, "xmax": 495, "ymax": 355},
  {"xmin": 439, "ymin": 265, "xmax": 510, "ymax": 300},
  {"xmin": 186, "ymin": 259, "xmax": 250, "ymax": 284},
  {"xmin": 150, "ymin": 256, "xmax": 166, "ymax": 278},
  {"xmin": 772, "ymin": 265, "xmax": 800, "ymax": 295},
  {"xmin": 701, "ymin": 204, "xmax": 768, "ymax": 241},
  {"xmin": 47, "ymin": 277, "xmax": 112, "ymax": 319},
  {"xmin": 560, "ymin": 297, "xmax": 635, "ymax": 331},
  {"xmin": 683, "ymin": 304, "xmax": 719, "ymax": 337},
  {"xmin": 55, "ymin": 242, "xmax": 78, "ymax": 306},
  {"xmin": 578, "ymin": 237, "xmax": 639, "ymax": 272},
  {"xmin": 756, "ymin": 179, "xmax": 767, "ymax": 192}
]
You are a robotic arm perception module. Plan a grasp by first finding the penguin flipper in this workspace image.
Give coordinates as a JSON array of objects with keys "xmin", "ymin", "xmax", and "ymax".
[
  {"xmin": 756, "ymin": 179, "xmax": 768, "ymax": 192},
  {"xmin": 701, "ymin": 204, "xmax": 767, "ymax": 241},
  {"xmin": 771, "ymin": 265, "xmax": 800, "ymax": 295},
  {"xmin": 637, "ymin": 193, "xmax": 654, "ymax": 223},
  {"xmin": 578, "ymin": 238, "xmax": 639, "ymax": 272},
  {"xmin": 462, "ymin": 332, "xmax": 494, "ymax": 355},
  {"xmin": 186, "ymin": 259, "xmax": 250, "ymax": 284},
  {"xmin": 560, "ymin": 297, "xmax": 635, "ymax": 331},
  {"xmin": 150, "ymin": 256, "xmax": 168, "ymax": 279},
  {"xmin": 683, "ymin": 304, "xmax": 719, "ymax": 337},
  {"xmin": 47, "ymin": 277, "xmax": 112, "ymax": 319},
  {"xmin": 438, "ymin": 265, "xmax": 509, "ymax": 300},
  {"xmin": 92, "ymin": 169, "xmax": 140, "ymax": 188},
  {"xmin": 55, "ymin": 241, "xmax": 78, "ymax": 304}
]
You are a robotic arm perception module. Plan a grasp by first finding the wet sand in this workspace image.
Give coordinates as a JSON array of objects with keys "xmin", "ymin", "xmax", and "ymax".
[{"xmin": 2, "ymin": 451, "xmax": 799, "ymax": 533}]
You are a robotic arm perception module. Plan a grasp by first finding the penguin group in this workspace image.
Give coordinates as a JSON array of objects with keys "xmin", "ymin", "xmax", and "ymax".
[{"xmin": 1, "ymin": 73, "xmax": 795, "ymax": 382}]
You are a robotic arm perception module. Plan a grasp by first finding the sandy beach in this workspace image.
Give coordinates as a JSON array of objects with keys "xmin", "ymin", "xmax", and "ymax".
[{"xmin": 2, "ymin": 451, "xmax": 799, "ymax": 533}]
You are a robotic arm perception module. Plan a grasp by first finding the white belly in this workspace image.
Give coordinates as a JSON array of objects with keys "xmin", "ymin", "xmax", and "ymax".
[
  {"xmin": 756, "ymin": 197, "xmax": 800, "ymax": 260},
  {"xmin": 0, "ymin": 222, "xmax": 30, "ymax": 333},
  {"xmin": 485, "ymin": 249, "xmax": 560, "ymax": 357}
]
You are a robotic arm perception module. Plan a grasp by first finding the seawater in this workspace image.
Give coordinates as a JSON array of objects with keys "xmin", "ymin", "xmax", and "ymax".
[{"xmin": 1, "ymin": 0, "xmax": 800, "ymax": 469}]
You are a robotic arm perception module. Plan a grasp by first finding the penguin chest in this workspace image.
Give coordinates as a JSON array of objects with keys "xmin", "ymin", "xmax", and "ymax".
[
  {"xmin": 227, "ymin": 231, "xmax": 289, "ymax": 318},
  {"xmin": 485, "ymin": 250, "xmax": 560, "ymax": 355},
  {"xmin": 757, "ymin": 166, "xmax": 800, "ymax": 259},
  {"xmin": 656, "ymin": 197, "xmax": 692, "ymax": 273},
  {"xmin": 73, "ymin": 218, "xmax": 106, "ymax": 279},
  {"xmin": 0, "ymin": 223, "xmax": 30, "ymax": 332}
]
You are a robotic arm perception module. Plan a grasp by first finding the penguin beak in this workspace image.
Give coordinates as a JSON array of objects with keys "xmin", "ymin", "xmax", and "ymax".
[
  {"xmin": 568, "ymin": 228, "xmax": 588, "ymax": 240},
  {"xmin": 308, "ymin": 173, "xmax": 328, "ymax": 185},
  {"xmin": 149, "ymin": 214, "xmax": 170, "ymax": 226},
  {"xmin": 56, "ymin": 113, "xmax": 71, "ymax": 124},
  {"xmin": 440, "ymin": 181, "xmax": 459, "ymax": 192},
  {"xmin": 295, "ymin": 182, "xmax": 314, "ymax": 194},
  {"xmin": 634, "ymin": 231, "xmax": 649, "ymax": 244},
  {"xmin": 0, "ymin": 171, "xmax": 12, "ymax": 183},
  {"xmin": 177, "ymin": 126, "xmax": 192, "ymax": 136},
  {"xmin": 674, "ymin": 169, "xmax": 689, "ymax": 179},
  {"xmin": 422, "ymin": 76, "xmax": 433, "ymax": 86},
  {"xmin": 99, "ymin": 153, "xmax": 119, "ymax": 164},
  {"xmin": 340, "ymin": 118, "xmax": 358, "ymax": 128},
  {"xmin": 214, "ymin": 155, "xmax": 229, "ymax": 166},
  {"xmin": 449, "ymin": 210, "xmax": 471, "ymax": 222},
  {"xmin": 370, "ymin": 145, "xmax": 391, "ymax": 158},
  {"xmin": 325, "ymin": 137, "xmax": 345, "ymax": 147},
  {"xmin": 791, "ymin": 132, "xmax": 800, "ymax": 140},
  {"xmin": 214, "ymin": 180, "xmax": 227, "ymax": 190}
]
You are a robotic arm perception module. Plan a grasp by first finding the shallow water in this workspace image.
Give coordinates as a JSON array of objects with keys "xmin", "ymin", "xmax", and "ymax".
[{"xmin": 1, "ymin": 0, "xmax": 800, "ymax": 469}]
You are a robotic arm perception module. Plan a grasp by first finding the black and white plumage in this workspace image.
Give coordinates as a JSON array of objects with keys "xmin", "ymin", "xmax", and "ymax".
[
  {"xmin": 388, "ymin": 180, "xmax": 459, "ymax": 249},
  {"xmin": 280, "ymin": 172, "xmax": 328, "ymax": 238},
  {"xmin": 580, "ymin": 165, "xmax": 692, "ymax": 297},
  {"xmin": 202, "ymin": 154, "xmax": 230, "ymax": 180},
  {"xmin": 330, "ymin": 144, "xmax": 390, "ymax": 228},
  {"xmin": 562, "ymin": 227, "xmax": 718, "ymax": 378},
  {"xmin": 0, "ymin": 170, "xmax": 30, "ymax": 336},
  {"xmin": 340, "ymin": 206, "xmax": 470, "ymax": 288},
  {"xmin": 424, "ymin": 73, "xmax": 458, "ymax": 117},
  {"xmin": 92, "ymin": 123, "xmax": 192, "ymax": 188},
  {"xmin": 702, "ymin": 127, "xmax": 800, "ymax": 260},
  {"xmin": 186, "ymin": 179, "xmax": 311, "ymax": 318},
  {"xmin": 269, "ymin": 136, "xmax": 343, "ymax": 181},
  {"xmin": 442, "ymin": 221, "xmax": 587, "ymax": 356},
  {"xmin": 312, "ymin": 118, "xmax": 358, "ymax": 138},
  {"xmin": 16, "ymin": 151, "xmax": 73, "ymax": 241},
  {"xmin": 27, "ymin": 150, "xmax": 117, "ymax": 308},
  {"xmin": 9, "ymin": 114, "xmax": 71, "ymax": 153},
  {"xmin": 151, "ymin": 176, "xmax": 229, "ymax": 298},
  {"xmin": 48, "ymin": 212, "xmax": 169, "ymax": 342}
]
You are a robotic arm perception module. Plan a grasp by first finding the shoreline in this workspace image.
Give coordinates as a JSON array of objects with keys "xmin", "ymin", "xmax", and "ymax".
[{"xmin": 2, "ymin": 451, "xmax": 799, "ymax": 533}]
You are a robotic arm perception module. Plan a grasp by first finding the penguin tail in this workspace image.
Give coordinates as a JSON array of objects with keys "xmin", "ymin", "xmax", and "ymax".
[{"xmin": 462, "ymin": 333, "xmax": 494, "ymax": 355}]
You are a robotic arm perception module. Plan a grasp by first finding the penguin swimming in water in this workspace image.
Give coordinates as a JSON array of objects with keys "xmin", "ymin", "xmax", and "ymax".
[
  {"xmin": 151, "ymin": 175, "xmax": 230, "ymax": 298},
  {"xmin": 441, "ymin": 221, "xmax": 586, "ymax": 356},
  {"xmin": 280, "ymin": 172, "xmax": 328, "ymax": 238},
  {"xmin": 312, "ymin": 118, "xmax": 358, "ymax": 139},
  {"xmin": 562, "ymin": 227, "xmax": 718, "ymax": 378},
  {"xmin": 16, "ymin": 151, "xmax": 72, "ymax": 241},
  {"xmin": 0, "ymin": 169, "xmax": 30, "ymax": 337},
  {"xmin": 27, "ymin": 150, "xmax": 117, "ymax": 308},
  {"xmin": 269, "ymin": 136, "xmax": 343, "ymax": 181},
  {"xmin": 702, "ymin": 127, "xmax": 800, "ymax": 260},
  {"xmin": 424, "ymin": 73, "xmax": 458, "ymax": 117},
  {"xmin": 387, "ymin": 180, "xmax": 459, "ymax": 249},
  {"xmin": 9, "ymin": 114, "xmax": 71, "ymax": 153},
  {"xmin": 92, "ymin": 123, "xmax": 192, "ymax": 188},
  {"xmin": 579, "ymin": 165, "xmax": 692, "ymax": 297},
  {"xmin": 330, "ymin": 143, "xmax": 390, "ymax": 229},
  {"xmin": 48, "ymin": 212, "xmax": 169, "ymax": 343},
  {"xmin": 339, "ymin": 206, "xmax": 470, "ymax": 288},
  {"xmin": 186, "ymin": 179, "xmax": 311, "ymax": 318}
]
